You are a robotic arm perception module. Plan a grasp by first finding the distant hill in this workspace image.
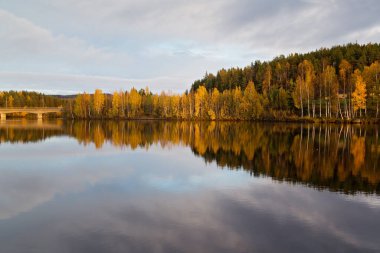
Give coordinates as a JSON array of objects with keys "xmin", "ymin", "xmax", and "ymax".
[{"xmin": 51, "ymin": 94, "xmax": 77, "ymax": 99}]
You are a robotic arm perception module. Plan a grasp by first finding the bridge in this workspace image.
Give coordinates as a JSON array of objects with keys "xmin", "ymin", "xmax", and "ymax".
[{"xmin": 0, "ymin": 107, "xmax": 63, "ymax": 120}]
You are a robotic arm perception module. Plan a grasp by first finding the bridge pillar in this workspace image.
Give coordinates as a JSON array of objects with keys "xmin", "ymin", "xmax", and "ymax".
[{"xmin": 0, "ymin": 113, "xmax": 6, "ymax": 121}]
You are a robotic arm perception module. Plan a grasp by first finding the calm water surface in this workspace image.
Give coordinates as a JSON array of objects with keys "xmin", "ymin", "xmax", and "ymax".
[{"xmin": 0, "ymin": 120, "xmax": 379, "ymax": 253}]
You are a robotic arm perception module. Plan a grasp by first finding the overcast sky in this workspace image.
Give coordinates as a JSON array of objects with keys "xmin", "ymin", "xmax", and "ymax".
[{"xmin": 0, "ymin": 0, "xmax": 379, "ymax": 94}]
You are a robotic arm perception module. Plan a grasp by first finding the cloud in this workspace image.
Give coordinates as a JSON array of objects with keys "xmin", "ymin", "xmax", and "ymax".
[
  {"xmin": 0, "ymin": 138, "xmax": 134, "ymax": 220},
  {"xmin": 0, "ymin": 0, "xmax": 379, "ymax": 93},
  {"xmin": 218, "ymin": 0, "xmax": 380, "ymax": 54},
  {"xmin": 0, "ymin": 9, "xmax": 115, "ymax": 71},
  {"xmin": 1, "ymin": 174, "xmax": 379, "ymax": 252}
]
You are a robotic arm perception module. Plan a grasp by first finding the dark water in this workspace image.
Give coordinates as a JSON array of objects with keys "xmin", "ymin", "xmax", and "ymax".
[{"xmin": 0, "ymin": 120, "xmax": 379, "ymax": 253}]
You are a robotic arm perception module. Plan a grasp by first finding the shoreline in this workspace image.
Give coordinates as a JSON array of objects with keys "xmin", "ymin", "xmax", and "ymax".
[{"xmin": 4, "ymin": 116, "xmax": 379, "ymax": 124}]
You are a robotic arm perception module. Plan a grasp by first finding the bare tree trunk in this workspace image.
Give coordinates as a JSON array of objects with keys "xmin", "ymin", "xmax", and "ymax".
[
  {"xmin": 329, "ymin": 101, "xmax": 331, "ymax": 118},
  {"xmin": 349, "ymin": 81, "xmax": 352, "ymax": 119},
  {"xmin": 306, "ymin": 125, "xmax": 309, "ymax": 152},
  {"xmin": 121, "ymin": 92, "xmax": 125, "ymax": 117},
  {"xmin": 69, "ymin": 100, "xmax": 74, "ymax": 119},
  {"xmin": 307, "ymin": 92, "xmax": 310, "ymax": 117},
  {"xmin": 300, "ymin": 87, "xmax": 304, "ymax": 117},
  {"xmin": 319, "ymin": 83, "xmax": 322, "ymax": 118},
  {"xmin": 343, "ymin": 80, "xmax": 348, "ymax": 119},
  {"xmin": 377, "ymin": 74, "xmax": 379, "ymax": 118}
]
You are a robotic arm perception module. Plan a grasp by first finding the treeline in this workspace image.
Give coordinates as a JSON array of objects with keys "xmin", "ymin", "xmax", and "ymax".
[
  {"xmin": 0, "ymin": 91, "xmax": 63, "ymax": 108},
  {"xmin": 191, "ymin": 43, "xmax": 380, "ymax": 92},
  {"xmin": 190, "ymin": 43, "xmax": 380, "ymax": 119},
  {"xmin": 69, "ymin": 83, "xmax": 266, "ymax": 120},
  {"xmin": 2, "ymin": 43, "xmax": 380, "ymax": 120},
  {"xmin": 70, "ymin": 43, "xmax": 380, "ymax": 120}
]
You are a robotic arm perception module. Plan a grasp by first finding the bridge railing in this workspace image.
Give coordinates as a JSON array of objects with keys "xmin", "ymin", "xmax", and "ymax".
[
  {"xmin": 0, "ymin": 107, "xmax": 63, "ymax": 110},
  {"xmin": 0, "ymin": 107, "xmax": 63, "ymax": 112}
]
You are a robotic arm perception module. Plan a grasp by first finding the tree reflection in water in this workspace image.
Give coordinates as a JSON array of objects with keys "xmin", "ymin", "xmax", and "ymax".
[{"xmin": 1, "ymin": 120, "xmax": 379, "ymax": 194}]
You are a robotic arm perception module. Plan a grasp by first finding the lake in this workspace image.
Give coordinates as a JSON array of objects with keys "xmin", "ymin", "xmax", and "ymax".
[{"xmin": 0, "ymin": 120, "xmax": 379, "ymax": 253}]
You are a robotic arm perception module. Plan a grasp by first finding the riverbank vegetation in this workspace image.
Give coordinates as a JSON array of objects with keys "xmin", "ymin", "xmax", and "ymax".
[
  {"xmin": 69, "ymin": 43, "xmax": 380, "ymax": 121},
  {"xmin": 1, "ymin": 43, "xmax": 380, "ymax": 121}
]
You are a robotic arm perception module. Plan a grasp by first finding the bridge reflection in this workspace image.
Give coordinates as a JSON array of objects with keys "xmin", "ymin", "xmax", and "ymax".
[
  {"xmin": 0, "ymin": 119, "xmax": 64, "ymax": 130},
  {"xmin": 0, "ymin": 120, "xmax": 64, "ymax": 143}
]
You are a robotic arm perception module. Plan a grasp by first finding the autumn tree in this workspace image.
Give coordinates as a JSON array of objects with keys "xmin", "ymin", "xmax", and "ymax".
[
  {"xmin": 194, "ymin": 85, "xmax": 208, "ymax": 119},
  {"xmin": 262, "ymin": 64, "xmax": 272, "ymax": 95},
  {"xmin": 209, "ymin": 88, "xmax": 220, "ymax": 120},
  {"xmin": 180, "ymin": 93, "xmax": 190, "ymax": 119},
  {"xmin": 127, "ymin": 88, "xmax": 142, "ymax": 117},
  {"xmin": 84, "ymin": 92, "xmax": 91, "ymax": 117},
  {"xmin": 292, "ymin": 60, "xmax": 315, "ymax": 117},
  {"xmin": 0, "ymin": 92, "xmax": 3, "ymax": 107},
  {"xmin": 363, "ymin": 61, "xmax": 380, "ymax": 117},
  {"xmin": 93, "ymin": 89, "xmax": 105, "ymax": 117},
  {"xmin": 241, "ymin": 81, "xmax": 263, "ymax": 119},
  {"xmin": 7, "ymin": 95, "xmax": 14, "ymax": 108},
  {"xmin": 232, "ymin": 87, "xmax": 243, "ymax": 119},
  {"xmin": 300, "ymin": 60, "xmax": 315, "ymax": 117},
  {"xmin": 274, "ymin": 62, "xmax": 289, "ymax": 88},
  {"xmin": 352, "ymin": 69, "xmax": 367, "ymax": 117},
  {"xmin": 171, "ymin": 95, "xmax": 180, "ymax": 118},
  {"xmin": 339, "ymin": 60, "xmax": 353, "ymax": 118},
  {"xmin": 220, "ymin": 90, "xmax": 233, "ymax": 119},
  {"xmin": 74, "ymin": 93, "xmax": 90, "ymax": 118},
  {"xmin": 321, "ymin": 66, "xmax": 339, "ymax": 118},
  {"xmin": 112, "ymin": 91, "xmax": 121, "ymax": 117}
]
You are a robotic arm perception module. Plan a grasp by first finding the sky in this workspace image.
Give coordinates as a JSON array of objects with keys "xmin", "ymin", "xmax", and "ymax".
[{"xmin": 0, "ymin": 0, "xmax": 379, "ymax": 94}]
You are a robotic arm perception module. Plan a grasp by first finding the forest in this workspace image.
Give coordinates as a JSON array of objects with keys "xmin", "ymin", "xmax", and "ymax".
[
  {"xmin": 0, "ymin": 91, "xmax": 64, "ymax": 108},
  {"xmin": 1, "ymin": 43, "xmax": 380, "ymax": 121}
]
